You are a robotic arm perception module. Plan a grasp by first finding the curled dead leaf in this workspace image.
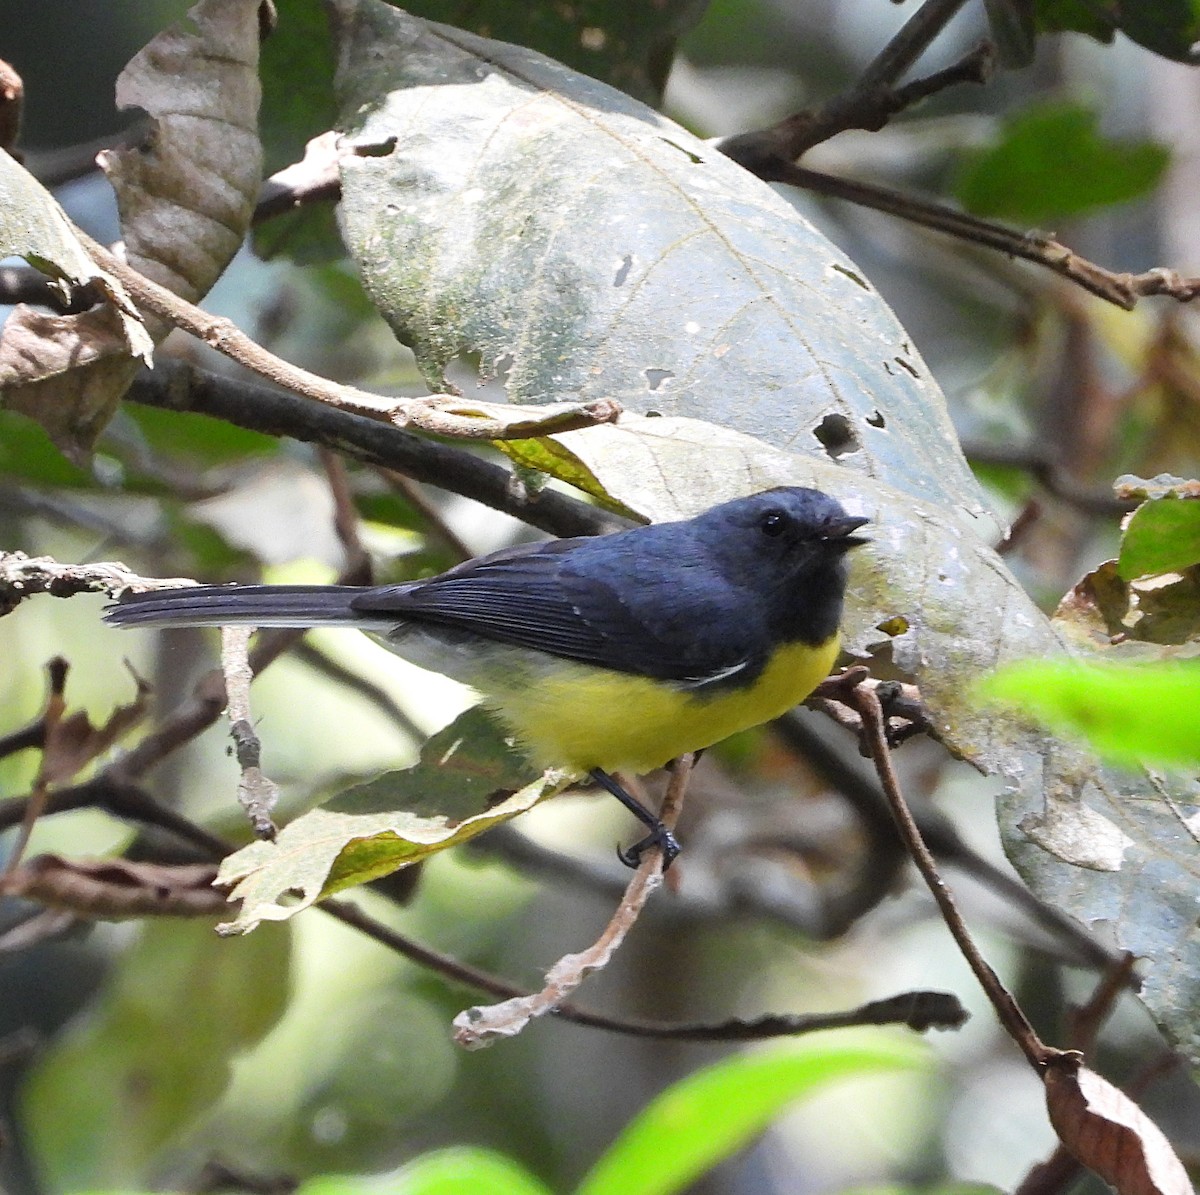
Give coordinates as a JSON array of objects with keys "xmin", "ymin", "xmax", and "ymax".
[
  {"xmin": 1044, "ymin": 1058, "xmax": 1191, "ymax": 1195},
  {"xmin": 38, "ymin": 667, "xmax": 151, "ymax": 785}
]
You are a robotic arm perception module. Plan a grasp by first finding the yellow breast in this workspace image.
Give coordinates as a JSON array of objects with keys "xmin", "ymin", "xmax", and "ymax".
[{"xmin": 481, "ymin": 635, "xmax": 842, "ymax": 774}]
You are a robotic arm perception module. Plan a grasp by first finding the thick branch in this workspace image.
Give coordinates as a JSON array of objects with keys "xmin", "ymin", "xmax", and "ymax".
[{"xmin": 124, "ymin": 359, "xmax": 616, "ymax": 539}]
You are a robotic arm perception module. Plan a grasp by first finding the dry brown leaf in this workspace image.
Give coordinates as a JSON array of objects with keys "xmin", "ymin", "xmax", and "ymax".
[
  {"xmin": 1045, "ymin": 1060, "xmax": 1192, "ymax": 1195},
  {"xmin": 0, "ymin": 0, "xmax": 263, "ymax": 460},
  {"xmin": 99, "ymin": 0, "xmax": 264, "ymax": 305},
  {"xmin": 1, "ymin": 308, "xmax": 142, "ymax": 464},
  {"xmin": 0, "ymin": 855, "xmax": 225, "ymax": 919},
  {"xmin": 0, "ymin": 149, "xmax": 151, "ymax": 460},
  {"xmin": 39, "ymin": 671, "xmax": 151, "ymax": 785}
]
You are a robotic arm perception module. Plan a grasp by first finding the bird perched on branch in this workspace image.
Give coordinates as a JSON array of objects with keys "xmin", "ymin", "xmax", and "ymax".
[{"xmin": 107, "ymin": 486, "xmax": 867, "ymax": 866}]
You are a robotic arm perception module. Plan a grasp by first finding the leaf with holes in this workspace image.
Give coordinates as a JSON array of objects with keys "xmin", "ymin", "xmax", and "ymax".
[
  {"xmin": 216, "ymin": 708, "xmax": 568, "ymax": 933},
  {"xmin": 517, "ymin": 415, "xmax": 1200, "ymax": 1066},
  {"xmin": 323, "ymin": 1, "xmax": 1200, "ymax": 1065},
  {"xmin": 330, "ymin": 0, "xmax": 985, "ymax": 524}
]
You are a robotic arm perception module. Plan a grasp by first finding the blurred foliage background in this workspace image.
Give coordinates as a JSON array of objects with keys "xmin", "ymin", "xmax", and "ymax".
[{"xmin": 1, "ymin": 1, "xmax": 1199, "ymax": 1193}]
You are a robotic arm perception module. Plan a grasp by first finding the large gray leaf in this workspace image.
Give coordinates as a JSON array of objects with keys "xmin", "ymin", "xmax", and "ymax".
[
  {"xmin": 330, "ymin": 0, "xmax": 986, "ymax": 522},
  {"xmin": 325, "ymin": 1, "xmax": 1200, "ymax": 1062}
]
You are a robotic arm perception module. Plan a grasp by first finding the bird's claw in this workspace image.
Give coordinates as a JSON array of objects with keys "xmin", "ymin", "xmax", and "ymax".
[{"xmin": 616, "ymin": 825, "xmax": 681, "ymax": 870}]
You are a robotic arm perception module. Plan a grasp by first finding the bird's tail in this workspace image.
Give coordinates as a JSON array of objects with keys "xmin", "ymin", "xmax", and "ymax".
[{"xmin": 104, "ymin": 584, "xmax": 388, "ymax": 630}]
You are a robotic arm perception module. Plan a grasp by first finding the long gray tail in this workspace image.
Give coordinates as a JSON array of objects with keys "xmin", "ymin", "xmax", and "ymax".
[{"xmin": 104, "ymin": 584, "xmax": 386, "ymax": 630}]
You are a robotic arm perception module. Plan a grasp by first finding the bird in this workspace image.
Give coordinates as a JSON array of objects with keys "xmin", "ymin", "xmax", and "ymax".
[{"xmin": 105, "ymin": 486, "xmax": 867, "ymax": 866}]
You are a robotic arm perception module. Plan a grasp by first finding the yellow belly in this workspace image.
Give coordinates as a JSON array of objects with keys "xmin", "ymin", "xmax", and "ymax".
[{"xmin": 482, "ymin": 635, "xmax": 841, "ymax": 774}]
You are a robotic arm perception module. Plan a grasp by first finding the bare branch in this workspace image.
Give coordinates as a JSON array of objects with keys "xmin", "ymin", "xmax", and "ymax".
[
  {"xmin": 452, "ymin": 754, "xmax": 694, "ymax": 1048},
  {"xmin": 731, "ymin": 160, "xmax": 1200, "ymax": 311},
  {"xmin": 80, "ymin": 233, "xmax": 621, "ymax": 441},
  {"xmin": 721, "ymin": 37, "xmax": 990, "ymax": 165},
  {"xmin": 851, "ymin": 680, "xmax": 1062, "ymax": 1072},
  {"xmin": 221, "ymin": 627, "xmax": 279, "ymax": 840},
  {"xmin": 0, "ymin": 551, "xmax": 194, "ymax": 615}
]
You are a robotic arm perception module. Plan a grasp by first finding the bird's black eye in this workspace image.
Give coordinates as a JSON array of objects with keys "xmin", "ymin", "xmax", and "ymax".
[{"xmin": 760, "ymin": 510, "xmax": 786, "ymax": 537}]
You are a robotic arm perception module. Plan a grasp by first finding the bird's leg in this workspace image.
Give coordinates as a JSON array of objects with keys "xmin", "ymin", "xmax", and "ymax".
[{"xmin": 589, "ymin": 767, "xmax": 680, "ymax": 869}]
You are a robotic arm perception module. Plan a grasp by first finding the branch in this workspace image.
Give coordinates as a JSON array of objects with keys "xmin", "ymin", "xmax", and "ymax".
[
  {"xmin": 773, "ymin": 708, "xmax": 1120, "ymax": 971},
  {"xmin": 80, "ymin": 233, "xmax": 620, "ymax": 441},
  {"xmin": 291, "ymin": 640, "xmax": 425, "ymax": 742},
  {"xmin": 221, "ymin": 627, "xmax": 280, "ymax": 840},
  {"xmin": 0, "ymin": 763, "xmax": 967, "ymax": 1044},
  {"xmin": 254, "ymin": 130, "xmax": 341, "ymax": 223},
  {"xmin": 124, "ymin": 359, "xmax": 616, "ymax": 540},
  {"xmin": 731, "ymin": 160, "xmax": 1200, "ymax": 311},
  {"xmin": 0, "ymin": 552, "xmax": 195, "ymax": 616},
  {"xmin": 962, "ymin": 441, "xmax": 1135, "ymax": 516},
  {"xmin": 453, "ymin": 754, "xmax": 695, "ymax": 1048},
  {"xmin": 720, "ymin": 24, "xmax": 990, "ymax": 163},
  {"xmin": 850, "ymin": 680, "xmax": 1062, "ymax": 1071}
]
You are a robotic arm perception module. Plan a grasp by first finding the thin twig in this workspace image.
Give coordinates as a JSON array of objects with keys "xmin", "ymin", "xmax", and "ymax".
[
  {"xmin": 1014, "ymin": 954, "xmax": 1167, "ymax": 1195},
  {"xmin": 378, "ymin": 470, "xmax": 474, "ymax": 562},
  {"xmin": 3, "ymin": 659, "xmax": 68, "ymax": 877},
  {"xmin": 851, "ymin": 681, "xmax": 1063, "ymax": 1071},
  {"xmin": 740, "ymin": 162, "xmax": 1200, "ymax": 311},
  {"xmin": 720, "ymin": 6, "xmax": 987, "ymax": 165},
  {"xmin": 253, "ymin": 131, "xmax": 341, "ymax": 224},
  {"xmin": 773, "ymin": 708, "xmax": 1120, "ymax": 971},
  {"xmin": 318, "ymin": 448, "xmax": 372, "ymax": 576},
  {"xmin": 963, "ymin": 441, "xmax": 1135, "ymax": 516},
  {"xmin": 221, "ymin": 627, "xmax": 279, "ymax": 840},
  {"xmin": 0, "ymin": 768, "xmax": 966, "ymax": 1044},
  {"xmin": 854, "ymin": 0, "xmax": 974, "ymax": 92},
  {"xmin": 290, "ymin": 640, "xmax": 424, "ymax": 742},
  {"xmin": 23, "ymin": 121, "xmax": 151, "ymax": 189},
  {"xmin": 111, "ymin": 557, "xmax": 372, "ymax": 783},
  {"xmin": 452, "ymin": 754, "xmax": 695, "ymax": 1048},
  {"xmin": 80, "ymin": 233, "xmax": 622, "ymax": 441},
  {"xmin": 0, "ymin": 658, "xmax": 67, "ymax": 760}
]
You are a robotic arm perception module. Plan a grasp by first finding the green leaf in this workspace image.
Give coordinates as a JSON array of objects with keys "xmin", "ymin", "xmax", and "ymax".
[
  {"xmin": 259, "ymin": 0, "xmax": 337, "ymax": 173},
  {"xmin": 123, "ymin": 403, "xmax": 280, "ymax": 466},
  {"xmin": 23, "ymin": 921, "xmax": 291, "ymax": 1190},
  {"xmin": 216, "ymin": 707, "xmax": 571, "ymax": 932},
  {"xmin": 1035, "ymin": 0, "xmax": 1117, "ymax": 42},
  {"xmin": 978, "ymin": 660, "xmax": 1200, "ymax": 767},
  {"xmin": 0, "ymin": 410, "xmax": 93, "ymax": 487},
  {"xmin": 575, "ymin": 1040, "xmax": 924, "ymax": 1195},
  {"xmin": 1036, "ymin": 0, "xmax": 1200, "ymax": 63},
  {"xmin": 301, "ymin": 1147, "xmax": 552, "ymax": 1195},
  {"xmin": 954, "ymin": 102, "xmax": 1169, "ymax": 225},
  {"xmin": 1117, "ymin": 496, "xmax": 1200, "ymax": 579}
]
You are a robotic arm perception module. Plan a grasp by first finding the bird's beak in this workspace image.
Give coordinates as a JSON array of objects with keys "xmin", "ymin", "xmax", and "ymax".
[{"xmin": 823, "ymin": 515, "xmax": 870, "ymax": 551}]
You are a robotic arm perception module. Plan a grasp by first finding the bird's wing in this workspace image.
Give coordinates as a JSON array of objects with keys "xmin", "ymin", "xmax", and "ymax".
[{"xmin": 350, "ymin": 537, "xmax": 758, "ymax": 683}]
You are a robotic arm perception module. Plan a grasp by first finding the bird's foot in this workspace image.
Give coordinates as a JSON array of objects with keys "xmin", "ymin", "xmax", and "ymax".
[{"xmin": 617, "ymin": 824, "xmax": 681, "ymax": 870}]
